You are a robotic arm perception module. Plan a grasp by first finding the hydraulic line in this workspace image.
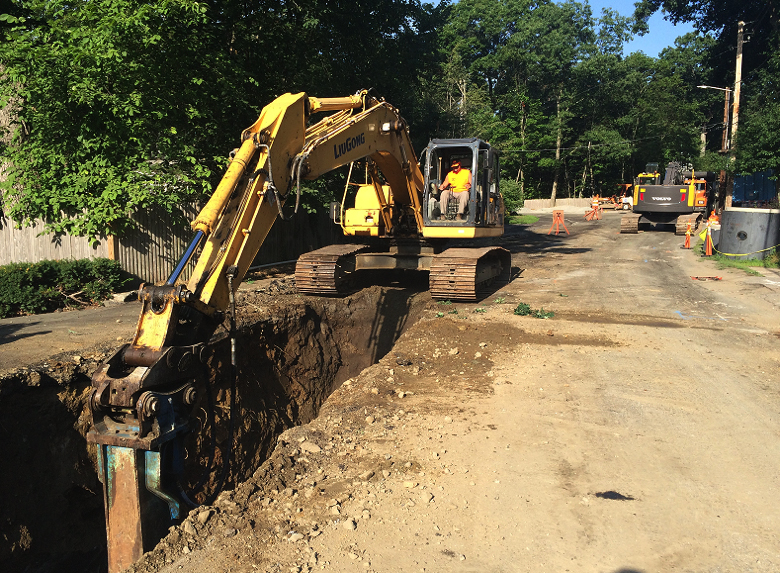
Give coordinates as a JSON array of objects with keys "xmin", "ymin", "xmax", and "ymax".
[
  {"xmin": 205, "ymin": 265, "xmax": 239, "ymax": 504},
  {"xmin": 167, "ymin": 231, "xmax": 205, "ymax": 285}
]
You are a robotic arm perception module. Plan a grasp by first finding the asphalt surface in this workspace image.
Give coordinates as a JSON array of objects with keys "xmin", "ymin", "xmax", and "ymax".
[{"xmin": 0, "ymin": 297, "xmax": 140, "ymax": 371}]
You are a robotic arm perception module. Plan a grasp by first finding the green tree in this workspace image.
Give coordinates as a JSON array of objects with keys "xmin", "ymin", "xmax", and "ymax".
[
  {"xmin": 737, "ymin": 46, "xmax": 780, "ymax": 173},
  {"xmin": 0, "ymin": 0, "xmax": 249, "ymax": 240},
  {"xmin": 0, "ymin": 0, "xmax": 442, "ymax": 240}
]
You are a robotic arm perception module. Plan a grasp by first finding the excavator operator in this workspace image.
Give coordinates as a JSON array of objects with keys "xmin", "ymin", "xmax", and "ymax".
[{"xmin": 439, "ymin": 158, "xmax": 472, "ymax": 220}]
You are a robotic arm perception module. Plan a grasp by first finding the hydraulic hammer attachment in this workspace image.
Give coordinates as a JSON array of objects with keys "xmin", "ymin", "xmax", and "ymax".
[{"xmin": 87, "ymin": 283, "xmax": 217, "ymax": 572}]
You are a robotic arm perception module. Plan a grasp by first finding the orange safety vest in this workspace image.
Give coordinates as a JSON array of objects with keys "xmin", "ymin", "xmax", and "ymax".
[{"xmin": 447, "ymin": 169, "xmax": 471, "ymax": 193}]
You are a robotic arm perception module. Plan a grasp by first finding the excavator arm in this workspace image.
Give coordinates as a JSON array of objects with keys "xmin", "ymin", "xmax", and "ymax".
[
  {"xmin": 87, "ymin": 90, "xmax": 431, "ymax": 573},
  {"xmin": 298, "ymin": 96, "xmax": 425, "ymax": 234}
]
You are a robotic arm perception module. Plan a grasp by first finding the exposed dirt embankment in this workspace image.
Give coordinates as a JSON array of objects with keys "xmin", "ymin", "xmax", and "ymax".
[
  {"xmin": 197, "ymin": 283, "xmax": 429, "ymax": 490},
  {"xmin": 0, "ymin": 282, "xmax": 429, "ymax": 573},
  {"xmin": 0, "ymin": 356, "xmax": 109, "ymax": 572}
]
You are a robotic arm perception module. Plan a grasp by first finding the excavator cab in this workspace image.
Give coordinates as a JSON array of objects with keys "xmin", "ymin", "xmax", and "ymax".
[{"xmin": 421, "ymin": 138, "xmax": 503, "ymax": 234}]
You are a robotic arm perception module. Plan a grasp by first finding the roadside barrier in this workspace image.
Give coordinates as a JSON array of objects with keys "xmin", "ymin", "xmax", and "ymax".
[
  {"xmin": 584, "ymin": 206, "xmax": 602, "ymax": 221},
  {"xmin": 548, "ymin": 210, "xmax": 569, "ymax": 235}
]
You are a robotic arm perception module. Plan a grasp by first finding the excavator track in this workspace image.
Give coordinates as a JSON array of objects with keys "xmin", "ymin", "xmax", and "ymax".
[
  {"xmin": 295, "ymin": 244, "xmax": 366, "ymax": 295},
  {"xmin": 675, "ymin": 213, "xmax": 702, "ymax": 235},
  {"xmin": 620, "ymin": 213, "xmax": 642, "ymax": 234},
  {"xmin": 429, "ymin": 247, "xmax": 511, "ymax": 301}
]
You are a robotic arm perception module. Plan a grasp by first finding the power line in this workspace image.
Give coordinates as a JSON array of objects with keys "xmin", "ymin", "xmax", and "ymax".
[{"xmin": 498, "ymin": 135, "xmax": 663, "ymax": 154}]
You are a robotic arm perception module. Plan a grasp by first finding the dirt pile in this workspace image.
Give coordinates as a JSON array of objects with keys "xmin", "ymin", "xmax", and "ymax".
[
  {"xmin": 0, "ymin": 282, "xmax": 429, "ymax": 572},
  {"xmin": 126, "ymin": 307, "xmax": 525, "ymax": 573}
]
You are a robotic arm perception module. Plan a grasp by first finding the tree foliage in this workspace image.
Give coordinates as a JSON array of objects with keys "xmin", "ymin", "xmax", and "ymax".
[
  {"xmin": 0, "ymin": 1, "xmax": 252, "ymax": 238},
  {"xmin": 1, "ymin": 0, "xmax": 780, "ymax": 233}
]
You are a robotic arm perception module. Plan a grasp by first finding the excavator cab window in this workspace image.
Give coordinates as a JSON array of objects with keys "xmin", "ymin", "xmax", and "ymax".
[
  {"xmin": 486, "ymin": 150, "xmax": 500, "ymax": 225},
  {"xmin": 424, "ymin": 146, "xmax": 475, "ymax": 222}
]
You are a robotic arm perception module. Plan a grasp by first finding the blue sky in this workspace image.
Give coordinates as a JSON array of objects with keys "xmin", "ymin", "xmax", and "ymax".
[{"xmin": 586, "ymin": 0, "xmax": 696, "ymax": 57}]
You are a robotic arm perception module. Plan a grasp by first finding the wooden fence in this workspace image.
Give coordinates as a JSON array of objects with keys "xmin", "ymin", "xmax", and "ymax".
[
  {"xmin": 0, "ymin": 207, "xmax": 340, "ymax": 286},
  {"xmin": 0, "ymin": 216, "xmax": 109, "ymax": 262}
]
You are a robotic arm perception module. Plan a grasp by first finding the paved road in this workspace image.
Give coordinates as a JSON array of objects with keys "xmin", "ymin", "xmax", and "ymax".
[{"xmin": 0, "ymin": 299, "xmax": 140, "ymax": 371}]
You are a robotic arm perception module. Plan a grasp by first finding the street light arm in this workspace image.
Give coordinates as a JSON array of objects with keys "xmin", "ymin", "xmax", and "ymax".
[{"xmin": 697, "ymin": 85, "xmax": 732, "ymax": 92}]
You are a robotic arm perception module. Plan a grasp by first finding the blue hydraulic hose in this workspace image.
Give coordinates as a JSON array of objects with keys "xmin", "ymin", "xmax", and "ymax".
[{"xmin": 166, "ymin": 231, "xmax": 205, "ymax": 286}]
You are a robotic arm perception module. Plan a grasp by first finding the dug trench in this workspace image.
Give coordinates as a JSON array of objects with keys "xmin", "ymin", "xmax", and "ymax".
[{"xmin": 0, "ymin": 281, "xmax": 431, "ymax": 573}]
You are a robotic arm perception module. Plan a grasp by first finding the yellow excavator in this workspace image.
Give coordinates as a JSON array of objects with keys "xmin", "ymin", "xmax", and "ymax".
[{"xmin": 87, "ymin": 90, "xmax": 510, "ymax": 572}]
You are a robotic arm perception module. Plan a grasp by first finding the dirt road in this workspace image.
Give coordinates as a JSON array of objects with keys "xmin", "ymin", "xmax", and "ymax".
[
  {"xmin": 3, "ymin": 210, "xmax": 780, "ymax": 572},
  {"xmin": 117, "ymin": 210, "xmax": 780, "ymax": 573}
]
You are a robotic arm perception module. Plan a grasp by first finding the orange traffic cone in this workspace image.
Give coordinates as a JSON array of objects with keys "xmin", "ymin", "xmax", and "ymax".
[
  {"xmin": 704, "ymin": 223, "xmax": 713, "ymax": 256},
  {"xmin": 683, "ymin": 221, "xmax": 691, "ymax": 249}
]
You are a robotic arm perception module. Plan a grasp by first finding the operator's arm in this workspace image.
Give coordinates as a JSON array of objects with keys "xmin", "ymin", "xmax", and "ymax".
[
  {"xmin": 464, "ymin": 170, "xmax": 472, "ymax": 191},
  {"xmin": 439, "ymin": 173, "xmax": 451, "ymax": 190}
]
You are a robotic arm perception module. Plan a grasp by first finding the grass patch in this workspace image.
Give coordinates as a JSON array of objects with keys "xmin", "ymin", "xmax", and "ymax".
[
  {"xmin": 695, "ymin": 240, "xmax": 779, "ymax": 275},
  {"xmin": 507, "ymin": 214, "xmax": 539, "ymax": 225}
]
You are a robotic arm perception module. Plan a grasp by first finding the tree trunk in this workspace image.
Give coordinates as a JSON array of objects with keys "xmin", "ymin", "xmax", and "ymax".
[
  {"xmin": 550, "ymin": 92, "xmax": 562, "ymax": 205},
  {"xmin": 588, "ymin": 141, "xmax": 594, "ymax": 196},
  {"xmin": 518, "ymin": 103, "xmax": 527, "ymax": 196},
  {"xmin": 457, "ymin": 79, "xmax": 467, "ymax": 137},
  {"xmin": 0, "ymin": 64, "xmax": 22, "ymax": 197}
]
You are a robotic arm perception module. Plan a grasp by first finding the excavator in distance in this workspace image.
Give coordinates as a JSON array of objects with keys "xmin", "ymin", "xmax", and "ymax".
[
  {"xmin": 87, "ymin": 90, "xmax": 510, "ymax": 573},
  {"xmin": 620, "ymin": 162, "xmax": 716, "ymax": 234}
]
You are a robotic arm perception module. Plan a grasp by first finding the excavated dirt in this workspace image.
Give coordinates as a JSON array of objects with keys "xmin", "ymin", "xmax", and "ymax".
[
  {"xmin": 4, "ymin": 211, "xmax": 780, "ymax": 573},
  {"xmin": 0, "ymin": 277, "xmax": 430, "ymax": 573}
]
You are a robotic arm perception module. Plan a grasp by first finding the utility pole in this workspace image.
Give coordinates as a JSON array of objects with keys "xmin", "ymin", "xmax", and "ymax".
[
  {"xmin": 700, "ymin": 124, "xmax": 706, "ymax": 157},
  {"xmin": 721, "ymin": 88, "xmax": 731, "ymax": 152},
  {"xmin": 731, "ymin": 21, "xmax": 745, "ymax": 159}
]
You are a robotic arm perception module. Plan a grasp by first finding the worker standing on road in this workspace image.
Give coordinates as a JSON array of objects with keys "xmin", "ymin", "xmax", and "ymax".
[{"xmin": 439, "ymin": 158, "xmax": 472, "ymax": 221}]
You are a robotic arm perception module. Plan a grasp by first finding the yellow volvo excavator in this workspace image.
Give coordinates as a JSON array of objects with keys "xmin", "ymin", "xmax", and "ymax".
[{"xmin": 87, "ymin": 90, "xmax": 510, "ymax": 572}]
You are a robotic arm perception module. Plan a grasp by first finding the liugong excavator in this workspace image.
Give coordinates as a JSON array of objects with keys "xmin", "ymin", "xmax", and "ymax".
[{"xmin": 87, "ymin": 90, "xmax": 509, "ymax": 572}]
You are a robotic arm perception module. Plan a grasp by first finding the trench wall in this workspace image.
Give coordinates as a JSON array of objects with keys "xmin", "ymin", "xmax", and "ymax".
[{"xmin": 0, "ymin": 285, "xmax": 428, "ymax": 572}]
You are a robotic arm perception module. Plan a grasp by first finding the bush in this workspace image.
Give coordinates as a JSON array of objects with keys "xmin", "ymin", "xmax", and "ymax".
[
  {"xmin": 0, "ymin": 258, "xmax": 127, "ymax": 318},
  {"xmin": 500, "ymin": 178, "xmax": 524, "ymax": 215},
  {"xmin": 513, "ymin": 301, "xmax": 555, "ymax": 319}
]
